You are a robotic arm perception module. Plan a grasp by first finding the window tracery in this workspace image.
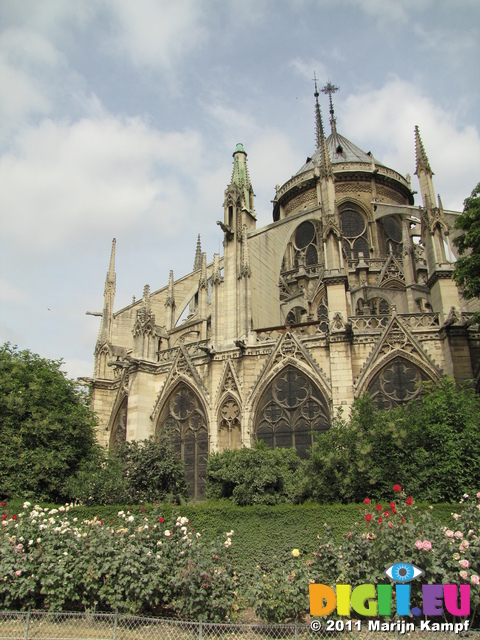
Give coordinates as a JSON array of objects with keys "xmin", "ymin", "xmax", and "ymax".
[
  {"xmin": 254, "ymin": 367, "xmax": 329, "ymax": 458},
  {"xmin": 218, "ymin": 397, "xmax": 241, "ymax": 452},
  {"xmin": 156, "ymin": 383, "xmax": 208, "ymax": 498},
  {"xmin": 368, "ymin": 358, "xmax": 429, "ymax": 410},
  {"xmin": 340, "ymin": 208, "xmax": 369, "ymax": 260},
  {"xmin": 382, "ymin": 216, "xmax": 403, "ymax": 258}
]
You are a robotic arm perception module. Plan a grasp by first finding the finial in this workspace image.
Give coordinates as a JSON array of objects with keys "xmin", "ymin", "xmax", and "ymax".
[
  {"xmin": 212, "ymin": 253, "xmax": 221, "ymax": 285},
  {"xmin": 321, "ymin": 81, "xmax": 339, "ymax": 135},
  {"xmin": 194, "ymin": 234, "xmax": 202, "ymax": 271},
  {"xmin": 313, "ymin": 72, "xmax": 325, "ymax": 149},
  {"xmin": 414, "ymin": 125, "xmax": 433, "ymax": 176},
  {"xmin": 165, "ymin": 270, "xmax": 175, "ymax": 308},
  {"xmin": 199, "ymin": 253, "xmax": 207, "ymax": 290}
]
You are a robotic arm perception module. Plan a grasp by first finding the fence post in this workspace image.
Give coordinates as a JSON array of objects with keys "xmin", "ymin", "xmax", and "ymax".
[
  {"xmin": 198, "ymin": 620, "xmax": 203, "ymax": 640},
  {"xmin": 294, "ymin": 620, "xmax": 298, "ymax": 640},
  {"xmin": 113, "ymin": 609, "xmax": 118, "ymax": 640},
  {"xmin": 23, "ymin": 608, "xmax": 31, "ymax": 640}
]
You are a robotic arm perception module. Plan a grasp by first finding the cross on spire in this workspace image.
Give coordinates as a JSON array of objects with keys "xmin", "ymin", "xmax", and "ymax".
[{"xmin": 321, "ymin": 81, "xmax": 339, "ymax": 135}]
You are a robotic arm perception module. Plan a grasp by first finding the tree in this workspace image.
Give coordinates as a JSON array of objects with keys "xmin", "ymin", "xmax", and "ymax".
[
  {"xmin": 0, "ymin": 344, "xmax": 98, "ymax": 501},
  {"xmin": 453, "ymin": 182, "xmax": 480, "ymax": 304}
]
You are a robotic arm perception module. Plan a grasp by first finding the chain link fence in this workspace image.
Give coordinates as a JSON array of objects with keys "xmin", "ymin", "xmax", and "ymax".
[{"xmin": 0, "ymin": 611, "xmax": 474, "ymax": 640}]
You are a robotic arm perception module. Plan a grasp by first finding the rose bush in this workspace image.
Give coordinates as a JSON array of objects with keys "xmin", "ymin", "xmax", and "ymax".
[{"xmin": 0, "ymin": 503, "xmax": 236, "ymax": 621}]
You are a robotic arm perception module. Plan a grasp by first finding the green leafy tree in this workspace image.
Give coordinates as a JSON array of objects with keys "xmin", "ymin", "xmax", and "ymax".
[
  {"xmin": 205, "ymin": 440, "xmax": 306, "ymax": 505},
  {"xmin": 0, "ymin": 344, "xmax": 97, "ymax": 502},
  {"xmin": 454, "ymin": 182, "xmax": 480, "ymax": 307},
  {"xmin": 305, "ymin": 380, "xmax": 480, "ymax": 504}
]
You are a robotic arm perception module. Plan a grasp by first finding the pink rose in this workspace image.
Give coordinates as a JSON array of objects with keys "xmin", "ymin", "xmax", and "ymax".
[
  {"xmin": 476, "ymin": 492, "xmax": 480, "ymax": 499},
  {"xmin": 460, "ymin": 560, "xmax": 470, "ymax": 569},
  {"xmin": 455, "ymin": 531, "xmax": 464, "ymax": 539},
  {"xmin": 445, "ymin": 530, "xmax": 454, "ymax": 538},
  {"xmin": 423, "ymin": 540, "xmax": 432, "ymax": 551},
  {"xmin": 471, "ymin": 575, "xmax": 480, "ymax": 585},
  {"xmin": 460, "ymin": 571, "xmax": 468, "ymax": 580},
  {"xmin": 415, "ymin": 540, "xmax": 424, "ymax": 550},
  {"xmin": 14, "ymin": 570, "xmax": 21, "ymax": 577}
]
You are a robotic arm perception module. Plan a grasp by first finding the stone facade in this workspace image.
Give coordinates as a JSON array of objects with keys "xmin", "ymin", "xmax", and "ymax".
[{"xmin": 88, "ymin": 87, "xmax": 480, "ymax": 498}]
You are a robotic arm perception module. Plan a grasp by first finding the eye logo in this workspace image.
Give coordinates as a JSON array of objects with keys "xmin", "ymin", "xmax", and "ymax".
[{"xmin": 385, "ymin": 562, "xmax": 424, "ymax": 583}]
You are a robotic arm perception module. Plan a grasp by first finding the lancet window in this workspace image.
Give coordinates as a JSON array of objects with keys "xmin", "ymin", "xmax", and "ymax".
[
  {"xmin": 156, "ymin": 383, "xmax": 208, "ymax": 498},
  {"xmin": 381, "ymin": 216, "xmax": 403, "ymax": 258},
  {"xmin": 367, "ymin": 357, "xmax": 430, "ymax": 410},
  {"xmin": 254, "ymin": 366, "xmax": 329, "ymax": 459},
  {"xmin": 281, "ymin": 220, "xmax": 322, "ymax": 274}
]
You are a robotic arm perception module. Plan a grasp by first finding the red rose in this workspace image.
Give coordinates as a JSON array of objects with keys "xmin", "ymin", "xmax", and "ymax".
[
  {"xmin": 393, "ymin": 484, "xmax": 402, "ymax": 493},
  {"xmin": 406, "ymin": 497, "xmax": 413, "ymax": 506},
  {"xmin": 12, "ymin": 515, "xmax": 17, "ymax": 521},
  {"xmin": 388, "ymin": 522, "xmax": 393, "ymax": 528},
  {"xmin": 0, "ymin": 501, "xmax": 6, "ymax": 507},
  {"xmin": 390, "ymin": 501, "xmax": 396, "ymax": 509},
  {"xmin": 364, "ymin": 498, "xmax": 371, "ymax": 505},
  {"xmin": 375, "ymin": 504, "xmax": 382, "ymax": 511},
  {"xmin": 158, "ymin": 517, "xmax": 164, "ymax": 523},
  {"xmin": 378, "ymin": 517, "xmax": 383, "ymax": 524},
  {"xmin": 391, "ymin": 508, "xmax": 397, "ymax": 515},
  {"xmin": 401, "ymin": 517, "xmax": 405, "ymax": 523},
  {"xmin": 1, "ymin": 514, "xmax": 6, "ymax": 521},
  {"xmin": 365, "ymin": 514, "xmax": 372, "ymax": 522},
  {"xmin": 383, "ymin": 511, "xmax": 390, "ymax": 518}
]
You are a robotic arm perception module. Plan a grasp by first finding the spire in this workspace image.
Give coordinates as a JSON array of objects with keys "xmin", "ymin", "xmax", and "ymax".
[
  {"xmin": 165, "ymin": 270, "xmax": 175, "ymax": 308},
  {"xmin": 313, "ymin": 72, "xmax": 325, "ymax": 149},
  {"xmin": 321, "ymin": 81, "xmax": 339, "ymax": 135},
  {"xmin": 414, "ymin": 125, "xmax": 433, "ymax": 176},
  {"xmin": 106, "ymin": 238, "xmax": 116, "ymax": 289},
  {"xmin": 319, "ymin": 125, "xmax": 334, "ymax": 181},
  {"xmin": 142, "ymin": 284, "xmax": 151, "ymax": 316},
  {"xmin": 98, "ymin": 238, "xmax": 116, "ymax": 344},
  {"xmin": 230, "ymin": 143, "xmax": 255, "ymax": 216},
  {"xmin": 199, "ymin": 252, "xmax": 207, "ymax": 290},
  {"xmin": 193, "ymin": 234, "xmax": 202, "ymax": 271}
]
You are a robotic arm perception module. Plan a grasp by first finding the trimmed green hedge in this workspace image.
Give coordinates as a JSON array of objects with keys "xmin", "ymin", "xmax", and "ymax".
[{"xmin": 11, "ymin": 499, "xmax": 454, "ymax": 577}]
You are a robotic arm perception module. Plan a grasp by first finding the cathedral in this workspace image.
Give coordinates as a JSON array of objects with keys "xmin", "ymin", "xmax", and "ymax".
[{"xmin": 89, "ymin": 82, "xmax": 480, "ymax": 498}]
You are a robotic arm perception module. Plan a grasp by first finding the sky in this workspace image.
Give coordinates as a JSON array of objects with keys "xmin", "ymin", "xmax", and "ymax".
[{"xmin": 1, "ymin": 0, "xmax": 479, "ymax": 380}]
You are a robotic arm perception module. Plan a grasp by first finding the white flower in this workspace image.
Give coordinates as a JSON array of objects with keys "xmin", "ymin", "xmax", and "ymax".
[
  {"xmin": 165, "ymin": 530, "xmax": 171, "ymax": 537},
  {"xmin": 226, "ymin": 530, "xmax": 234, "ymax": 537},
  {"xmin": 28, "ymin": 540, "xmax": 33, "ymax": 546},
  {"xmin": 156, "ymin": 540, "xmax": 162, "ymax": 546},
  {"xmin": 127, "ymin": 515, "xmax": 134, "ymax": 523},
  {"xmin": 117, "ymin": 511, "xmax": 124, "ymax": 517},
  {"xmin": 224, "ymin": 539, "xmax": 232, "ymax": 548},
  {"xmin": 36, "ymin": 538, "xmax": 41, "ymax": 544},
  {"xmin": 23, "ymin": 502, "xmax": 31, "ymax": 509},
  {"xmin": 58, "ymin": 506, "xmax": 65, "ymax": 512},
  {"xmin": 196, "ymin": 532, "xmax": 201, "ymax": 538},
  {"xmin": 48, "ymin": 509, "xmax": 58, "ymax": 515},
  {"xmin": 63, "ymin": 552, "xmax": 68, "ymax": 556}
]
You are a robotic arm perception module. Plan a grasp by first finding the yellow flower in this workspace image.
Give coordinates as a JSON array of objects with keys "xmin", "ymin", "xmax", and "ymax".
[{"xmin": 291, "ymin": 548, "xmax": 300, "ymax": 557}]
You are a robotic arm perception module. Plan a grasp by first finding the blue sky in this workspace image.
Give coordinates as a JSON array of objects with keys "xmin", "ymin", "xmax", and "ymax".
[{"xmin": 1, "ymin": 0, "xmax": 479, "ymax": 379}]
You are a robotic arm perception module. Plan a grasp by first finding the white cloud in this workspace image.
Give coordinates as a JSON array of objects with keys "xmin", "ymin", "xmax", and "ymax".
[
  {"xmin": 290, "ymin": 58, "xmax": 329, "ymax": 83},
  {"xmin": 101, "ymin": 0, "xmax": 207, "ymax": 69},
  {"xmin": 0, "ymin": 114, "xmax": 204, "ymax": 251},
  {"xmin": 0, "ymin": 278, "xmax": 26, "ymax": 303},
  {"xmin": 339, "ymin": 78, "xmax": 480, "ymax": 211}
]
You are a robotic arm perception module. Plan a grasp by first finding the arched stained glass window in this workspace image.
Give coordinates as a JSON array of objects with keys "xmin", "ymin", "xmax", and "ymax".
[
  {"xmin": 341, "ymin": 209, "xmax": 369, "ymax": 260},
  {"xmin": 156, "ymin": 383, "xmax": 208, "ymax": 498},
  {"xmin": 254, "ymin": 367, "xmax": 329, "ymax": 459},
  {"xmin": 367, "ymin": 358, "xmax": 430, "ymax": 410}
]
